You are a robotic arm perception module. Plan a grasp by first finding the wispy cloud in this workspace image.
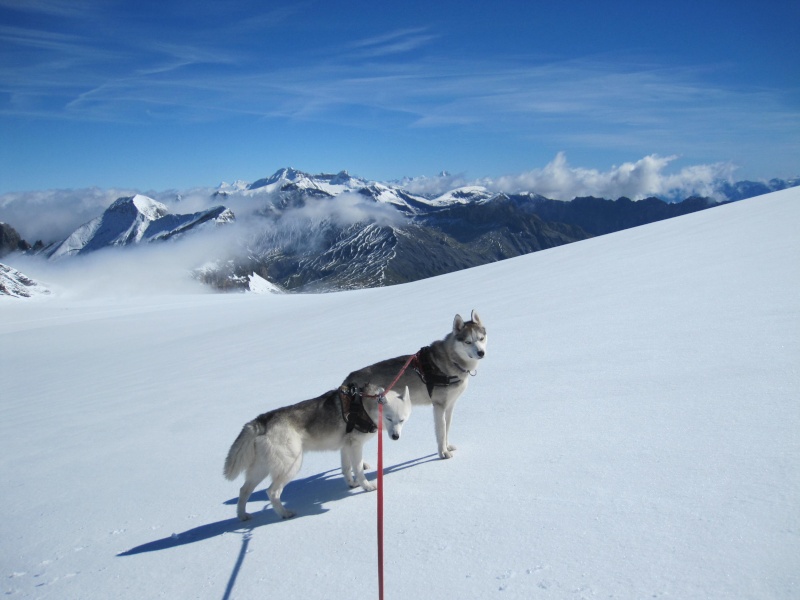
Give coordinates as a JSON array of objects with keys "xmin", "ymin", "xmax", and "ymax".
[
  {"xmin": 347, "ymin": 27, "xmax": 439, "ymax": 57},
  {"xmin": 0, "ymin": 0, "xmax": 99, "ymax": 18},
  {"xmin": 2, "ymin": 7, "xmax": 796, "ymax": 159},
  {"xmin": 2, "ymin": 2, "xmax": 798, "ymax": 188}
]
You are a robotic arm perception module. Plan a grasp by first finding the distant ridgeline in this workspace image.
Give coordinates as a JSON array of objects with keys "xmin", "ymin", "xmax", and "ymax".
[{"xmin": 2, "ymin": 171, "xmax": 797, "ymax": 292}]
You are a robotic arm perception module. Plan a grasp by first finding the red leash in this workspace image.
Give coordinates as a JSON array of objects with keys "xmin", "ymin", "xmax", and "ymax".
[
  {"xmin": 376, "ymin": 353, "xmax": 417, "ymax": 600},
  {"xmin": 384, "ymin": 353, "xmax": 417, "ymax": 395},
  {"xmin": 377, "ymin": 402, "xmax": 385, "ymax": 600}
]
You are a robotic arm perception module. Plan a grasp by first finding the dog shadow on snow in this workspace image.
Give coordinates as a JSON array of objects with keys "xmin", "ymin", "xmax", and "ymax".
[{"xmin": 117, "ymin": 453, "xmax": 438, "ymax": 558}]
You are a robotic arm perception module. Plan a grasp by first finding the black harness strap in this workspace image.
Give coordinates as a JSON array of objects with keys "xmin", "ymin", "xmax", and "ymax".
[
  {"xmin": 338, "ymin": 385, "xmax": 378, "ymax": 434},
  {"xmin": 413, "ymin": 346, "xmax": 463, "ymax": 397}
]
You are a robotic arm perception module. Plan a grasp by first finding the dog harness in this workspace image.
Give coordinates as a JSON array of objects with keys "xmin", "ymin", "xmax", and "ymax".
[
  {"xmin": 338, "ymin": 384, "xmax": 378, "ymax": 434},
  {"xmin": 413, "ymin": 346, "xmax": 463, "ymax": 397}
]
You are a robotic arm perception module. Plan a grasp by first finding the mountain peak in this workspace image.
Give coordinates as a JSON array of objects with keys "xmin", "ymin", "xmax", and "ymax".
[
  {"xmin": 45, "ymin": 195, "xmax": 232, "ymax": 260},
  {"xmin": 269, "ymin": 167, "xmax": 305, "ymax": 183},
  {"xmin": 248, "ymin": 167, "xmax": 311, "ymax": 191},
  {"xmin": 108, "ymin": 194, "xmax": 169, "ymax": 221},
  {"xmin": 329, "ymin": 170, "xmax": 352, "ymax": 185},
  {"xmin": 430, "ymin": 186, "xmax": 493, "ymax": 205}
]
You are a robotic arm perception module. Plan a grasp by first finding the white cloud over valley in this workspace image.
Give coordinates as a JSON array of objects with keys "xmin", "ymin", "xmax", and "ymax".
[
  {"xmin": 485, "ymin": 153, "xmax": 737, "ymax": 201},
  {"xmin": 400, "ymin": 153, "xmax": 737, "ymax": 201}
]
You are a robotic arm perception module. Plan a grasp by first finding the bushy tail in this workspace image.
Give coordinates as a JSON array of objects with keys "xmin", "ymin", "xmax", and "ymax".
[{"xmin": 223, "ymin": 421, "xmax": 259, "ymax": 480}]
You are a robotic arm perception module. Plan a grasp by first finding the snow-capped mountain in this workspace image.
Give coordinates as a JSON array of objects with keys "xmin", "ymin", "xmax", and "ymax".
[
  {"xmin": 198, "ymin": 180, "xmax": 589, "ymax": 292},
  {"xmin": 428, "ymin": 185, "xmax": 494, "ymax": 206},
  {"xmin": 213, "ymin": 168, "xmax": 500, "ymax": 214},
  {"xmin": 0, "ymin": 262, "xmax": 50, "ymax": 298},
  {"xmin": 213, "ymin": 167, "xmax": 431, "ymax": 215},
  {"xmin": 214, "ymin": 168, "xmax": 368, "ymax": 199},
  {"xmin": 44, "ymin": 195, "xmax": 234, "ymax": 260},
  {"xmin": 248, "ymin": 167, "xmax": 366, "ymax": 196}
]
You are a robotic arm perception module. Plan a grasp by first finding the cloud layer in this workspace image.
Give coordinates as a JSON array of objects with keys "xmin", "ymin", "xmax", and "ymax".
[
  {"xmin": 0, "ymin": 187, "xmax": 138, "ymax": 243},
  {"xmin": 486, "ymin": 153, "xmax": 736, "ymax": 201},
  {"xmin": 400, "ymin": 153, "xmax": 736, "ymax": 201}
]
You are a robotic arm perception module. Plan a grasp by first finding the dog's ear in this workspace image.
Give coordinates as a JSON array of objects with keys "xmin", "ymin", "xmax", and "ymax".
[
  {"xmin": 401, "ymin": 386, "xmax": 410, "ymax": 403},
  {"xmin": 470, "ymin": 309, "xmax": 482, "ymax": 326},
  {"xmin": 453, "ymin": 313, "xmax": 465, "ymax": 332}
]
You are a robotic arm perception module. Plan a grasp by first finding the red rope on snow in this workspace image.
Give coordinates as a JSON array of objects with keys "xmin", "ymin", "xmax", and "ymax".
[
  {"xmin": 377, "ymin": 401, "xmax": 385, "ymax": 600},
  {"xmin": 375, "ymin": 352, "xmax": 416, "ymax": 600}
]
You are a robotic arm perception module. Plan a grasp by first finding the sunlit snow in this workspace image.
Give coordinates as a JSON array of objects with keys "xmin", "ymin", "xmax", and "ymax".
[{"xmin": 1, "ymin": 188, "xmax": 797, "ymax": 599}]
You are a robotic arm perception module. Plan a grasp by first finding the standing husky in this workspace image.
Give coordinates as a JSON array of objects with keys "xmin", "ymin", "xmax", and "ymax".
[
  {"xmin": 224, "ymin": 384, "xmax": 411, "ymax": 520},
  {"xmin": 342, "ymin": 310, "xmax": 486, "ymax": 459}
]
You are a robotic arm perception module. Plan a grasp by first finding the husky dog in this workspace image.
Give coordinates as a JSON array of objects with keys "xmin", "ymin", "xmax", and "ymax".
[
  {"xmin": 342, "ymin": 310, "xmax": 486, "ymax": 460},
  {"xmin": 224, "ymin": 384, "xmax": 411, "ymax": 520}
]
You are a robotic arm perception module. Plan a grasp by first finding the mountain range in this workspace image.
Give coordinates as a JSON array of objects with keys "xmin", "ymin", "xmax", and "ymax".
[{"xmin": 2, "ymin": 169, "xmax": 797, "ymax": 293}]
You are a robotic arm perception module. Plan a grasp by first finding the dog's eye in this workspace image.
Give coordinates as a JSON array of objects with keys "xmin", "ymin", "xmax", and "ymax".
[{"xmin": 465, "ymin": 340, "xmax": 472, "ymax": 345}]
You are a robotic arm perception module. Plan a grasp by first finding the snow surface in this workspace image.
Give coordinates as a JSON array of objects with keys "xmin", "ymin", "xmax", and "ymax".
[{"xmin": 1, "ymin": 188, "xmax": 798, "ymax": 599}]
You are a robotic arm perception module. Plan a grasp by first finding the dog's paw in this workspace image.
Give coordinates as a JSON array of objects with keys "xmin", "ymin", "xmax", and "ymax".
[
  {"xmin": 439, "ymin": 449, "xmax": 454, "ymax": 459},
  {"xmin": 447, "ymin": 443, "xmax": 458, "ymax": 452},
  {"xmin": 238, "ymin": 512, "xmax": 252, "ymax": 522},
  {"xmin": 361, "ymin": 481, "xmax": 377, "ymax": 492},
  {"xmin": 280, "ymin": 510, "xmax": 296, "ymax": 520}
]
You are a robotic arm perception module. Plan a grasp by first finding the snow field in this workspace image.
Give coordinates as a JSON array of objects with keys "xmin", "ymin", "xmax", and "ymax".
[{"xmin": 1, "ymin": 187, "xmax": 798, "ymax": 598}]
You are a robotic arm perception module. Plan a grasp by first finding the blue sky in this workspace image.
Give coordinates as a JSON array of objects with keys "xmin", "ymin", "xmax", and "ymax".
[{"xmin": 1, "ymin": 0, "xmax": 798, "ymax": 194}]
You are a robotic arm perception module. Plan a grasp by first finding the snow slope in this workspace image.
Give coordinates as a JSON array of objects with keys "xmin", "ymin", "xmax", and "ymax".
[
  {"xmin": 1, "ymin": 188, "xmax": 798, "ymax": 599},
  {"xmin": 0, "ymin": 263, "xmax": 50, "ymax": 298}
]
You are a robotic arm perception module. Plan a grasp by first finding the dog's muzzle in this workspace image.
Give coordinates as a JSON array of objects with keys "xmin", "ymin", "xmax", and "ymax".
[{"xmin": 391, "ymin": 433, "xmax": 400, "ymax": 441}]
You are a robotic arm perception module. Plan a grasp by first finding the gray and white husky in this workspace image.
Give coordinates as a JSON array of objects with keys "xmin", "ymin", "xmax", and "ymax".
[
  {"xmin": 224, "ymin": 384, "xmax": 411, "ymax": 520},
  {"xmin": 342, "ymin": 310, "xmax": 486, "ymax": 460}
]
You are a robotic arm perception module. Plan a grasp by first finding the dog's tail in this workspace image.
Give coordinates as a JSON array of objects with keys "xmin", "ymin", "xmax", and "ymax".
[{"xmin": 223, "ymin": 421, "xmax": 260, "ymax": 480}]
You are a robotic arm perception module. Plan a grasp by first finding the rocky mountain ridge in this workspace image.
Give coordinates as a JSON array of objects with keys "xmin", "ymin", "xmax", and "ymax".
[{"xmin": 42, "ymin": 195, "xmax": 234, "ymax": 260}]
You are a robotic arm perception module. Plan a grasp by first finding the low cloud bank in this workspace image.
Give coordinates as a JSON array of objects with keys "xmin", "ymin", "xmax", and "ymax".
[
  {"xmin": 0, "ymin": 188, "xmax": 138, "ymax": 244},
  {"xmin": 8, "ymin": 225, "xmax": 243, "ymax": 298},
  {"xmin": 402, "ymin": 153, "xmax": 737, "ymax": 200},
  {"xmin": 487, "ymin": 153, "xmax": 736, "ymax": 201}
]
